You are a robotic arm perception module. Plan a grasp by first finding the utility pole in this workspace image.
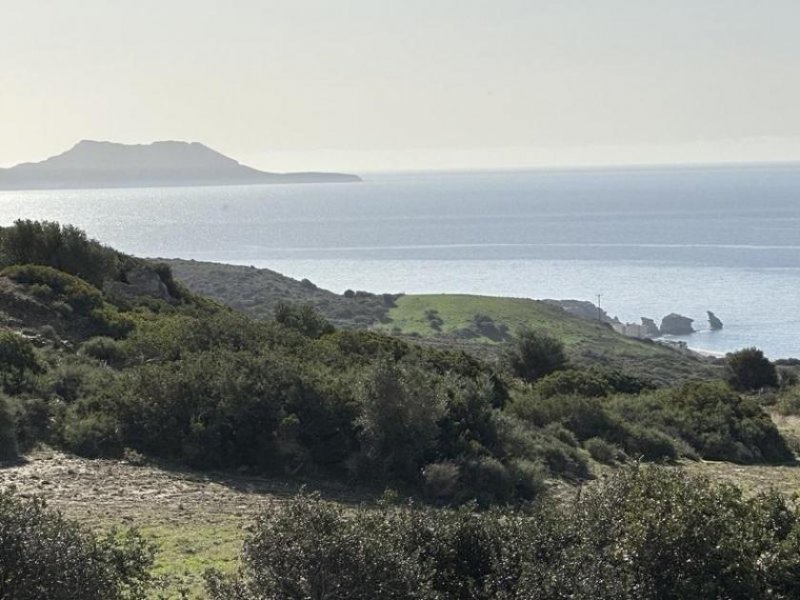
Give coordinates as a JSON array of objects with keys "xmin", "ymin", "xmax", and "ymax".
[{"xmin": 596, "ymin": 293, "xmax": 603, "ymax": 322}]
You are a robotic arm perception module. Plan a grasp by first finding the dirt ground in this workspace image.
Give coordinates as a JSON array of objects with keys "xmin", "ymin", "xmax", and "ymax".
[
  {"xmin": 0, "ymin": 449, "xmax": 371, "ymax": 598},
  {"xmin": 4, "ymin": 412, "xmax": 800, "ymax": 598},
  {"xmin": 0, "ymin": 448, "xmax": 301, "ymax": 523}
]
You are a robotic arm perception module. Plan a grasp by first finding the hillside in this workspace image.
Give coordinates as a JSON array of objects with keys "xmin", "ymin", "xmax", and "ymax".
[
  {"xmin": 165, "ymin": 258, "xmax": 394, "ymax": 329},
  {"xmin": 1, "ymin": 220, "xmax": 798, "ymax": 599},
  {"xmin": 166, "ymin": 259, "xmax": 721, "ymax": 385},
  {"xmin": 0, "ymin": 140, "xmax": 361, "ymax": 189},
  {"xmin": 376, "ymin": 294, "xmax": 721, "ymax": 385}
]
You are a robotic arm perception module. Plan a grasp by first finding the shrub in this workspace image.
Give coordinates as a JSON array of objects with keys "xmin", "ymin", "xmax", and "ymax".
[
  {"xmin": 460, "ymin": 456, "xmax": 515, "ymax": 506},
  {"xmin": 3, "ymin": 264, "xmax": 104, "ymax": 313},
  {"xmin": 494, "ymin": 414, "xmax": 589, "ymax": 480},
  {"xmin": 0, "ymin": 220, "xmax": 120, "ymax": 287},
  {"xmin": 0, "ymin": 490, "xmax": 154, "ymax": 600},
  {"xmin": 525, "ymin": 467, "xmax": 800, "ymax": 599},
  {"xmin": 584, "ymin": 437, "xmax": 619, "ymax": 464},
  {"xmin": 471, "ymin": 313, "xmax": 508, "ymax": 341},
  {"xmin": 45, "ymin": 360, "xmax": 100, "ymax": 403},
  {"xmin": 8, "ymin": 395, "xmax": 53, "ymax": 452},
  {"xmin": 624, "ymin": 424, "xmax": 680, "ymax": 461},
  {"xmin": 0, "ymin": 329, "xmax": 40, "ymax": 392},
  {"xmin": 274, "ymin": 302, "xmax": 334, "ymax": 338},
  {"xmin": 423, "ymin": 461, "xmax": 461, "ymax": 500},
  {"xmin": 610, "ymin": 382, "xmax": 792, "ymax": 463},
  {"xmin": 356, "ymin": 360, "xmax": 445, "ymax": 481},
  {"xmin": 114, "ymin": 350, "xmax": 289, "ymax": 468},
  {"xmin": 503, "ymin": 327, "xmax": 567, "ymax": 382},
  {"xmin": 727, "ymin": 347, "xmax": 779, "ymax": 391},
  {"xmin": 205, "ymin": 494, "xmax": 431, "ymax": 600},
  {"xmin": 425, "ymin": 309, "xmax": 444, "ymax": 331},
  {"xmin": 62, "ymin": 410, "xmax": 123, "ymax": 458},
  {"xmin": 0, "ymin": 394, "xmax": 18, "ymax": 460},
  {"xmin": 80, "ymin": 336, "xmax": 129, "ymax": 365},
  {"xmin": 536, "ymin": 369, "xmax": 611, "ymax": 398},
  {"xmin": 215, "ymin": 469, "xmax": 800, "ymax": 600},
  {"xmin": 776, "ymin": 390, "xmax": 800, "ymax": 416}
]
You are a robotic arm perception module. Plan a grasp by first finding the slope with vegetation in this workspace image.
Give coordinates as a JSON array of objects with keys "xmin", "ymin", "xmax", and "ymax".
[
  {"xmin": 166, "ymin": 260, "xmax": 721, "ymax": 386},
  {"xmin": 0, "ymin": 219, "xmax": 797, "ymax": 598}
]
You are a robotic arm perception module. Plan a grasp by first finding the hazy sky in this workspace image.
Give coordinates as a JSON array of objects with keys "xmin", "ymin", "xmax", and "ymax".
[{"xmin": 2, "ymin": 0, "xmax": 800, "ymax": 172}]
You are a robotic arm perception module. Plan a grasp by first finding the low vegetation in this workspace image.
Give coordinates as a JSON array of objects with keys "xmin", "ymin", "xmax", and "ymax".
[
  {"xmin": 163, "ymin": 261, "xmax": 722, "ymax": 386},
  {"xmin": 207, "ymin": 468, "xmax": 800, "ymax": 600},
  {"xmin": 0, "ymin": 220, "xmax": 795, "ymax": 598},
  {"xmin": 0, "ymin": 490, "xmax": 153, "ymax": 600}
]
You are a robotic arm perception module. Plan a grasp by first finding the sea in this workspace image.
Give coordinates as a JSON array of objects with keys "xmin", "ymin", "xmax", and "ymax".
[{"xmin": 1, "ymin": 164, "xmax": 799, "ymax": 359}]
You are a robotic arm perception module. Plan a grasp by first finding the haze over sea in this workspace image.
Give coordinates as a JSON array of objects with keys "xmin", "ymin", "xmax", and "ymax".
[{"xmin": 1, "ymin": 164, "xmax": 798, "ymax": 359}]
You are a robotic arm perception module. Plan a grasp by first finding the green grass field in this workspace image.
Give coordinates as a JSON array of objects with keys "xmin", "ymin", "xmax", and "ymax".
[{"xmin": 375, "ymin": 294, "xmax": 721, "ymax": 385}]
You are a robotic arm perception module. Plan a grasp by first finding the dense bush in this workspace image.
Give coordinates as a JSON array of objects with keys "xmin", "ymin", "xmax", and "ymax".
[
  {"xmin": 0, "ymin": 490, "xmax": 154, "ymax": 600},
  {"xmin": 1, "ymin": 221, "xmax": 793, "ymax": 509},
  {"xmin": 208, "ymin": 468, "xmax": 800, "ymax": 600},
  {"xmin": 2, "ymin": 264, "xmax": 133, "ymax": 337},
  {"xmin": 503, "ymin": 327, "xmax": 567, "ymax": 382},
  {"xmin": 6, "ymin": 395, "xmax": 52, "ymax": 452},
  {"xmin": 0, "ymin": 394, "xmax": 18, "ymax": 460},
  {"xmin": 274, "ymin": 301, "xmax": 335, "ymax": 338},
  {"xmin": 727, "ymin": 347, "xmax": 779, "ymax": 391},
  {"xmin": 511, "ymin": 392, "xmax": 679, "ymax": 462},
  {"xmin": 79, "ymin": 335, "xmax": 129, "ymax": 365},
  {"xmin": 114, "ymin": 350, "xmax": 294, "ymax": 468},
  {"xmin": 583, "ymin": 436, "xmax": 619, "ymax": 463},
  {"xmin": 0, "ymin": 220, "xmax": 121, "ymax": 287},
  {"xmin": 0, "ymin": 329, "xmax": 40, "ymax": 392},
  {"xmin": 535, "ymin": 369, "xmax": 611, "ymax": 398},
  {"xmin": 3, "ymin": 264, "xmax": 105, "ymax": 313},
  {"xmin": 206, "ymin": 493, "xmax": 431, "ymax": 600},
  {"xmin": 612, "ymin": 381, "xmax": 792, "ymax": 463},
  {"xmin": 356, "ymin": 360, "xmax": 445, "ymax": 481}
]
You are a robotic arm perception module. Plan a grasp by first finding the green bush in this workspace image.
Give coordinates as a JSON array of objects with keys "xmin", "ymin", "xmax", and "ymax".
[
  {"xmin": 213, "ymin": 469, "xmax": 800, "ymax": 600},
  {"xmin": 274, "ymin": 302, "xmax": 334, "ymax": 338},
  {"xmin": 776, "ymin": 389, "xmax": 800, "ymax": 416},
  {"xmin": 62, "ymin": 410, "xmax": 123, "ymax": 458},
  {"xmin": 727, "ymin": 347, "xmax": 779, "ymax": 391},
  {"xmin": 624, "ymin": 424, "xmax": 681, "ymax": 461},
  {"xmin": 584, "ymin": 437, "xmax": 619, "ymax": 464},
  {"xmin": 611, "ymin": 381, "xmax": 792, "ymax": 463},
  {"xmin": 0, "ymin": 329, "xmax": 40, "ymax": 393},
  {"xmin": 0, "ymin": 394, "xmax": 18, "ymax": 460},
  {"xmin": 0, "ymin": 220, "xmax": 121, "ymax": 287},
  {"xmin": 206, "ymin": 493, "xmax": 431, "ymax": 600},
  {"xmin": 112, "ymin": 350, "xmax": 292, "ymax": 468},
  {"xmin": 536, "ymin": 369, "xmax": 611, "ymax": 398},
  {"xmin": 423, "ymin": 461, "xmax": 461, "ymax": 500},
  {"xmin": 503, "ymin": 327, "xmax": 567, "ymax": 382},
  {"xmin": 494, "ymin": 413, "xmax": 589, "ymax": 480},
  {"xmin": 356, "ymin": 360, "xmax": 445, "ymax": 481},
  {"xmin": 0, "ymin": 490, "xmax": 154, "ymax": 600},
  {"xmin": 3, "ymin": 264, "xmax": 104, "ymax": 313},
  {"xmin": 80, "ymin": 336, "xmax": 129, "ymax": 365},
  {"xmin": 8, "ymin": 395, "xmax": 54, "ymax": 452},
  {"xmin": 526, "ymin": 467, "xmax": 800, "ymax": 599}
]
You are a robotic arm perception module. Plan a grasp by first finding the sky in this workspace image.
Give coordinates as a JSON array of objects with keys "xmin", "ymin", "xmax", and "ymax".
[{"xmin": 2, "ymin": 0, "xmax": 800, "ymax": 172}]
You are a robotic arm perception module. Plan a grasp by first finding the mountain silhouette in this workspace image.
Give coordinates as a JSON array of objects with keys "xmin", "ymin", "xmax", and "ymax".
[{"xmin": 0, "ymin": 140, "xmax": 361, "ymax": 189}]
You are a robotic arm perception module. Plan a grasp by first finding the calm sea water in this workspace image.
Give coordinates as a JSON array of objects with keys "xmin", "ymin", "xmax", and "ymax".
[{"xmin": 1, "ymin": 165, "xmax": 799, "ymax": 358}]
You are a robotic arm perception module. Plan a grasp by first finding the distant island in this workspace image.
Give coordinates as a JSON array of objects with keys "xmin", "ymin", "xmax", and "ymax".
[{"xmin": 0, "ymin": 140, "xmax": 361, "ymax": 190}]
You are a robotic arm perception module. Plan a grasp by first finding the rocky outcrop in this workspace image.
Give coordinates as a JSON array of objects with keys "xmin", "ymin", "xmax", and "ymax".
[
  {"xmin": 612, "ymin": 322, "xmax": 645, "ymax": 338},
  {"xmin": 659, "ymin": 313, "xmax": 694, "ymax": 335},
  {"xmin": 641, "ymin": 317, "xmax": 661, "ymax": 337},
  {"xmin": 104, "ymin": 268, "xmax": 177, "ymax": 303},
  {"xmin": 707, "ymin": 311, "xmax": 723, "ymax": 330},
  {"xmin": 542, "ymin": 299, "xmax": 615, "ymax": 323}
]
